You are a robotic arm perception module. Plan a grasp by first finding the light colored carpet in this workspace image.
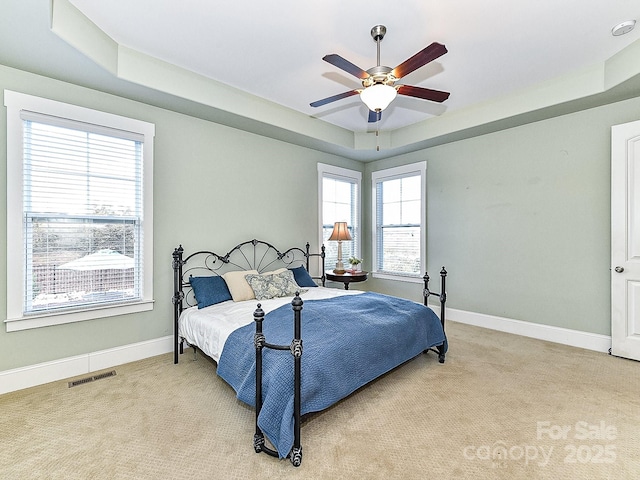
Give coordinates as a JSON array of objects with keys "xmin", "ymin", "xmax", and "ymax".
[{"xmin": 1, "ymin": 321, "xmax": 638, "ymax": 479}]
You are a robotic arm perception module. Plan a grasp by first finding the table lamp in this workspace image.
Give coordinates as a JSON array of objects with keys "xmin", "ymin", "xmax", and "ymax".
[{"xmin": 328, "ymin": 221, "xmax": 352, "ymax": 274}]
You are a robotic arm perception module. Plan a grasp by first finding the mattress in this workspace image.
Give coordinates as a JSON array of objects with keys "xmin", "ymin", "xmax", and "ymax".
[{"xmin": 178, "ymin": 286, "xmax": 362, "ymax": 362}]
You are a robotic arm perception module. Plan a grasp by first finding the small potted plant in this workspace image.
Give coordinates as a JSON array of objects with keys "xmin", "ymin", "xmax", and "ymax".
[{"xmin": 347, "ymin": 256, "xmax": 362, "ymax": 273}]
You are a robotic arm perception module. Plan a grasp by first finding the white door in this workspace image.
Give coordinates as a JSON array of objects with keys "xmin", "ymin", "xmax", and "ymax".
[{"xmin": 611, "ymin": 120, "xmax": 640, "ymax": 360}]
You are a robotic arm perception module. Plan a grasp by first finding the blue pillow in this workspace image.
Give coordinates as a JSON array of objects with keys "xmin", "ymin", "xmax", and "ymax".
[
  {"xmin": 289, "ymin": 266, "xmax": 317, "ymax": 288},
  {"xmin": 189, "ymin": 275, "xmax": 232, "ymax": 309}
]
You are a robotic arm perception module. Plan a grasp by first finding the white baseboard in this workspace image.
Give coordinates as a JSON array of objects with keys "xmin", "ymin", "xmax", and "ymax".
[
  {"xmin": 431, "ymin": 305, "xmax": 611, "ymax": 353},
  {"xmin": 1, "ymin": 307, "xmax": 612, "ymax": 396},
  {"xmin": 0, "ymin": 335, "xmax": 173, "ymax": 395}
]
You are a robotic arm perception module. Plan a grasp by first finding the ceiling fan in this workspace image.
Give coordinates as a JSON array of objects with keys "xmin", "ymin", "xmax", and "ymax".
[{"xmin": 310, "ymin": 25, "xmax": 450, "ymax": 123}]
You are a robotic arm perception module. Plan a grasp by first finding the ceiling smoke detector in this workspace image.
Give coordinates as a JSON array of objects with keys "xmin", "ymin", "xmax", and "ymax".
[{"xmin": 612, "ymin": 20, "xmax": 636, "ymax": 36}]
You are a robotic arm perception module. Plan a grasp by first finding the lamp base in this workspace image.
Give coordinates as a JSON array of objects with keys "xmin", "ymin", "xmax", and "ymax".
[
  {"xmin": 333, "ymin": 260, "xmax": 345, "ymax": 274},
  {"xmin": 333, "ymin": 268, "xmax": 346, "ymax": 274}
]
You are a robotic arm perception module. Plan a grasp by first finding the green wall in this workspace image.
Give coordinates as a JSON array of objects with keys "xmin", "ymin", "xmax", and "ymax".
[
  {"xmin": 0, "ymin": 65, "xmax": 361, "ymax": 371},
  {"xmin": 364, "ymin": 96, "xmax": 640, "ymax": 335},
  {"xmin": 2, "ymin": 61, "xmax": 639, "ymax": 373}
]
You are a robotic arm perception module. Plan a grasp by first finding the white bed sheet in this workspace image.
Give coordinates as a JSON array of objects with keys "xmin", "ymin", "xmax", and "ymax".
[{"xmin": 178, "ymin": 287, "xmax": 362, "ymax": 362}]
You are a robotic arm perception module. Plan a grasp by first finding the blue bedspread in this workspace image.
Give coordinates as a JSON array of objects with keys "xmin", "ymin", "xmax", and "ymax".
[{"xmin": 216, "ymin": 292, "xmax": 446, "ymax": 458}]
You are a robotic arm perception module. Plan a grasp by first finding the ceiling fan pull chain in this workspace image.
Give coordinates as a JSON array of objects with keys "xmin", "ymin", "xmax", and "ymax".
[{"xmin": 376, "ymin": 127, "xmax": 380, "ymax": 152}]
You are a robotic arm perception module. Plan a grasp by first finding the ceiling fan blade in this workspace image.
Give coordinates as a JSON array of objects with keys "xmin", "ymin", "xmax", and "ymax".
[
  {"xmin": 310, "ymin": 89, "xmax": 360, "ymax": 108},
  {"xmin": 323, "ymin": 54, "xmax": 370, "ymax": 80},
  {"xmin": 392, "ymin": 42, "xmax": 447, "ymax": 79},
  {"xmin": 368, "ymin": 109, "xmax": 382, "ymax": 123},
  {"xmin": 397, "ymin": 85, "xmax": 450, "ymax": 103}
]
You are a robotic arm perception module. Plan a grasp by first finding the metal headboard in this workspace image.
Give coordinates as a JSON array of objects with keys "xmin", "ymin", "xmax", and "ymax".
[{"xmin": 171, "ymin": 239, "xmax": 325, "ymax": 363}]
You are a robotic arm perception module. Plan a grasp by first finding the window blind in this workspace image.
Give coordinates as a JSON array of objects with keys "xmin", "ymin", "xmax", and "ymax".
[
  {"xmin": 22, "ymin": 113, "xmax": 143, "ymax": 314},
  {"xmin": 322, "ymin": 175, "xmax": 359, "ymax": 268},
  {"xmin": 375, "ymin": 174, "xmax": 422, "ymax": 275}
]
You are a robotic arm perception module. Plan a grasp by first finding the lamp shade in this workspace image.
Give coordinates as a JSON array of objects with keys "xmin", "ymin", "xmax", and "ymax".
[
  {"xmin": 360, "ymin": 84, "xmax": 397, "ymax": 112},
  {"xmin": 328, "ymin": 221, "xmax": 352, "ymax": 241}
]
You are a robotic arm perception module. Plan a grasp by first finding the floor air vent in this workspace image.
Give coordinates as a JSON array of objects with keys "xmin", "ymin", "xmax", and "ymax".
[{"xmin": 68, "ymin": 370, "xmax": 116, "ymax": 388}]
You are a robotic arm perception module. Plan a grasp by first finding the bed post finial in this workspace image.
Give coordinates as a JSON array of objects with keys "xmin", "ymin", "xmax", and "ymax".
[
  {"xmin": 172, "ymin": 245, "xmax": 184, "ymax": 269},
  {"xmin": 253, "ymin": 304, "xmax": 265, "ymax": 348},
  {"xmin": 292, "ymin": 292, "xmax": 303, "ymax": 308}
]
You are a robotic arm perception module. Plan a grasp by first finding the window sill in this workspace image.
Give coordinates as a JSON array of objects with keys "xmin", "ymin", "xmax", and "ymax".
[
  {"xmin": 4, "ymin": 300, "xmax": 154, "ymax": 332},
  {"xmin": 371, "ymin": 272, "xmax": 423, "ymax": 284}
]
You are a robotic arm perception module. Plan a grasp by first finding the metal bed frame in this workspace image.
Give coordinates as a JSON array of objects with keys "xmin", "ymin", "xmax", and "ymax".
[{"xmin": 171, "ymin": 239, "xmax": 447, "ymax": 466}]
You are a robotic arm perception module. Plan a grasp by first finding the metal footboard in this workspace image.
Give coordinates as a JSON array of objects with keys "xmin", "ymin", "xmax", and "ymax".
[
  {"xmin": 252, "ymin": 295, "xmax": 304, "ymax": 466},
  {"xmin": 423, "ymin": 267, "xmax": 447, "ymax": 363}
]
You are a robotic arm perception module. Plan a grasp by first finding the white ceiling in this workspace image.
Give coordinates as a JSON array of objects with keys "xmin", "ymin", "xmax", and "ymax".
[
  {"xmin": 67, "ymin": 0, "xmax": 640, "ymax": 133},
  {"xmin": 1, "ymin": 1, "xmax": 640, "ymax": 161}
]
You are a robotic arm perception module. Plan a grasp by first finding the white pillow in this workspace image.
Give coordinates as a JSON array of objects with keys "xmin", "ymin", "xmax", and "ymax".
[
  {"xmin": 222, "ymin": 270, "xmax": 259, "ymax": 302},
  {"xmin": 264, "ymin": 267, "xmax": 287, "ymax": 275}
]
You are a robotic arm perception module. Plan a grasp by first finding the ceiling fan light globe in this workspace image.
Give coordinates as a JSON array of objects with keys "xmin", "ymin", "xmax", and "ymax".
[{"xmin": 360, "ymin": 84, "xmax": 397, "ymax": 112}]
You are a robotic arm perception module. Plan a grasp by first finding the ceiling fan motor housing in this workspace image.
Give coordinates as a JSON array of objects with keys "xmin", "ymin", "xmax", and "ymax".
[{"xmin": 363, "ymin": 66, "xmax": 396, "ymax": 88}]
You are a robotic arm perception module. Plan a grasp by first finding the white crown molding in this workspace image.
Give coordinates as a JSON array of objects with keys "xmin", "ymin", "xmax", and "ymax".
[{"xmin": 51, "ymin": 0, "xmax": 640, "ymax": 161}]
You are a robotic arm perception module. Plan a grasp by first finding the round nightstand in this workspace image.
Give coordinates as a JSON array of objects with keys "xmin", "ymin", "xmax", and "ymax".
[{"xmin": 325, "ymin": 270, "xmax": 368, "ymax": 290}]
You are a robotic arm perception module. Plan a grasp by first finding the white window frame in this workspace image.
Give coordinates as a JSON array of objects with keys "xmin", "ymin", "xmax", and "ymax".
[
  {"xmin": 4, "ymin": 90, "xmax": 155, "ymax": 332},
  {"xmin": 371, "ymin": 161, "xmax": 427, "ymax": 283},
  {"xmin": 317, "ymin": 163, "xmax": 362, "ymax": 270}
]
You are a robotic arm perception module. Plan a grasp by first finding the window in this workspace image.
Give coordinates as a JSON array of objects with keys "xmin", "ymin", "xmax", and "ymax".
[
  {"xmin": 318, "ymin": 164, "xmax": 361, "ymax": 271},
  {"xmin": 372, "ymin": 162, "xmax": 426, "ymax": 281},
  {"xmin": 4, "ymin": 90, "xmax": 155, "ymax": 331}
]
